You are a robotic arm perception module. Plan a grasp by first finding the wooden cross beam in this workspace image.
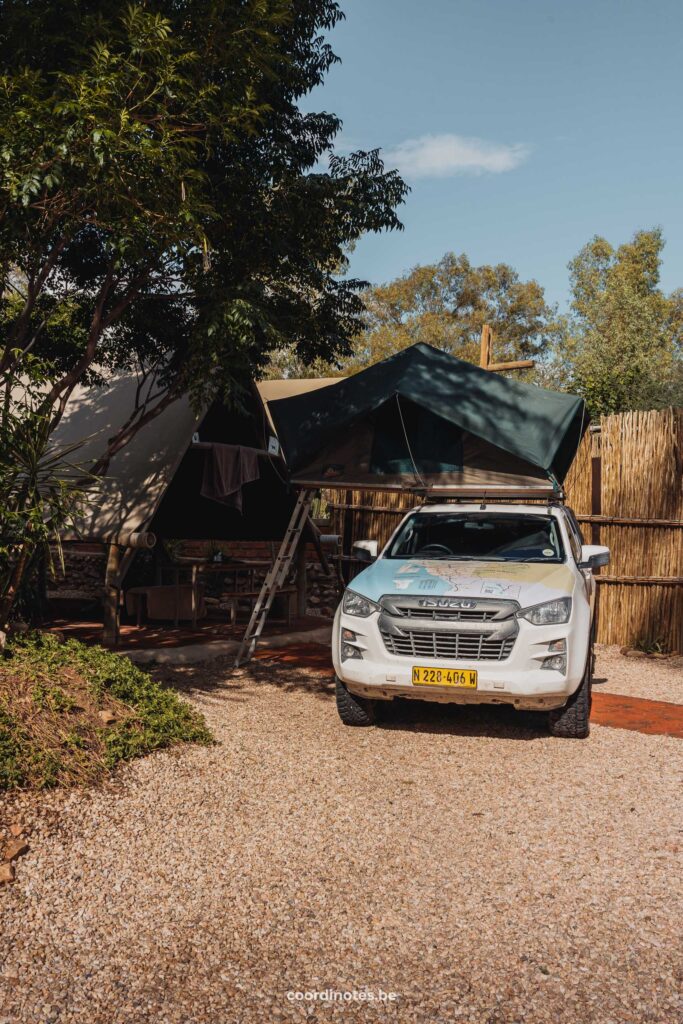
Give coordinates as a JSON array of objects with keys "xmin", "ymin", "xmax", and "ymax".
[{"xmin": 479, "ymin": 324, "xmax": 535, "ymax": 372}]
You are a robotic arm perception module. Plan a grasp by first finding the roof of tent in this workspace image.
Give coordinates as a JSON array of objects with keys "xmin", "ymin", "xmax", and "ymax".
[
  {"xmin": 52, "ymin": 374, "xmax": 201, "ymax": 539},
  {"xmin": 267, "ymin": 343, "xmax": 588, "ymax": 494},
  {"xmin": 50, "ymin": 373, "xmax": 337, "ymax": 540},
  {"xmin": 255, "ymin": 377, "xmax": 341, "ymax": 435}
]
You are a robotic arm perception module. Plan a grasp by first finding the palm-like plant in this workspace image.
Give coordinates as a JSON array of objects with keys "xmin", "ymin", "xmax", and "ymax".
[{"xmin": 0, "ymin": 375, "xmax": 95, "ymax": 628}]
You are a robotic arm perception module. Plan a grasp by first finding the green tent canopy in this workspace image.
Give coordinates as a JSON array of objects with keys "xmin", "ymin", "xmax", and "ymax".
[{"xmin": 267, "ymin": 343, "xmax": 588, "ymax": 496}]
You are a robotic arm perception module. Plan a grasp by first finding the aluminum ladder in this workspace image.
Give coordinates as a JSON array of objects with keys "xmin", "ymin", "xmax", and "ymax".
[{"xmin": 234, "ymin": 489, "xmax": 314, "ymax": 667}]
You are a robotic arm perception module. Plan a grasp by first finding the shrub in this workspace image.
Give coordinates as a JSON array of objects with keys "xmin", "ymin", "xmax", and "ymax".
[{"xmin": 0, "ymin": 632, "xmax": 212, "ymax": 789}]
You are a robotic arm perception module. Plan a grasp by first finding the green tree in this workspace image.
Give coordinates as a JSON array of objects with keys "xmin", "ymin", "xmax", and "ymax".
[
  {"xmin": 566, "ymin": 229, "xmax": 683, "ymax": 415},
  {"xmin": 352, "ymin": 253, "xmax": 563, "ymax": 371},
  {"xmin": 0, "ymin": 1, "xmax": 407, "ymax": 468},
  {"xmin": 265, "ymin": 252, "xmax": 564, "ymax": 378}
]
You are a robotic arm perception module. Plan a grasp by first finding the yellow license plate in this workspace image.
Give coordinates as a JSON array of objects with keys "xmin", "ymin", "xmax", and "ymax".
[{"xmin": 412, "ymin": 666, "xmax": 478, "ymax": 688}]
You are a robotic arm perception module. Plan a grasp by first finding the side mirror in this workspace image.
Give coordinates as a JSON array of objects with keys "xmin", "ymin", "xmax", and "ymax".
[
  {"xmin": 579, "ymin": 544, "xmax": 610, "ymax": 571},
  {"xmin": 352, "ymin": 539, "xmax": 378, "ymax": 563}
]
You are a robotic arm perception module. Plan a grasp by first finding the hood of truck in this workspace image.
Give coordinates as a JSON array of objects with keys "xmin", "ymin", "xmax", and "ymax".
[{"xmin": 350, "ymin": 557, "xmax": 575, "ymax": 608}]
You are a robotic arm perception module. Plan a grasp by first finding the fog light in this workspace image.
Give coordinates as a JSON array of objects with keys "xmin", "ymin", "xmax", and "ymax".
[
  {"xmin": 341, "ymin": 643, "xmax": 362, "ymax": 661},
  {"xmin": 541, "ymin": 654, "xmax": 566, "ymax": 672},
  {"xmin": 342, "ymin": 628, "xmax": 357, "ymax": 642},
  {"xmin": 548, "ymin": 639, "xmax": 566, "ymax": 654}
]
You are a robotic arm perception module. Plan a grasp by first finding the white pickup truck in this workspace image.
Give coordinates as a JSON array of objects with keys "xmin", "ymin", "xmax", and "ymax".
[{"xmin": 332, "ymin": 503, "xmax": 609, "ymax": 738}]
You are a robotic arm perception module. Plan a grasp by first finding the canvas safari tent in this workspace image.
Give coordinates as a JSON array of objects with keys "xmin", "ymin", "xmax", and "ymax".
[
  {"xmin": 49, "ymin": 372, "xmax": 338, "ymax": 642},
  {"xmin": 52, "ymin": 374, "xmax": 337, "ymax": 545},
  {"xmin": 266, "ymin": 343, "xmax": 588, "ymax": 498}
]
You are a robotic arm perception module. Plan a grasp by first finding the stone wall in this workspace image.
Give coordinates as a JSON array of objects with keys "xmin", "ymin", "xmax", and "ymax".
[{"xmin": 47, "ymin": 544, "xmax": 107, "ymax": 602}]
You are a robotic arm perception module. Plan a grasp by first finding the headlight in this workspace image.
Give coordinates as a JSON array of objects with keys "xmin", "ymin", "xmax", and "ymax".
[
  {"xmin": 542, "ymin": 654, "xmax": 567, "ymax": 672},
  {"xmin": 517, "ymin": 597, "xmax": 571, "ymax": 625},
  {"xmin": 342, "ymin": 589, "xmax": 380, "ymax": 618}
]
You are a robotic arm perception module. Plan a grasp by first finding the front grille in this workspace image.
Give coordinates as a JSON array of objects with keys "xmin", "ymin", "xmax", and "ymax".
[
  {"xmin": 380, "ymin": 627, "xmax": 515, "ymax": 661},
  {"xmin": 395, "ymin": 606, "xmax": 496, "ymax": 622}
]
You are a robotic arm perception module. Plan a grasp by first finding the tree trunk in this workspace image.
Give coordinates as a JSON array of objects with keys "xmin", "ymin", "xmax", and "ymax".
[{"xmin": 0, "ymin": 542, "xmax": 32, "ymax": 629}]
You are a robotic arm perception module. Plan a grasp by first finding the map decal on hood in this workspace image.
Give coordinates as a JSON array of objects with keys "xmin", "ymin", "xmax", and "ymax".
[{"xmin": 351, "ymin": 558, "xmax": 575, "ymax": 607}]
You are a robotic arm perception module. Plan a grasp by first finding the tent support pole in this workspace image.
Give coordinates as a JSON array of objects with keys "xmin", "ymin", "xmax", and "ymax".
[{"xmin": 103, "ymin": 543, "xmax": 121, "ymax": 647}]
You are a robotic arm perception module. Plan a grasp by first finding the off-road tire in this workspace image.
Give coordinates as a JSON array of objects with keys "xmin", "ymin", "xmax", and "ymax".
[
  {"xmin": 335, "ymin": 676, "xmax": 377, "ymax": 726},
  {"xmin": 548, "ymin": 648, "xmax": 592, "ymax": 739}
]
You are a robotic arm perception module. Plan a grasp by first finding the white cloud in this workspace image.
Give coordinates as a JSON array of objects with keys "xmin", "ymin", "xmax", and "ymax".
[{"xmin": 383, "ymin": 133, "xmax": 530, "ymax": 179}]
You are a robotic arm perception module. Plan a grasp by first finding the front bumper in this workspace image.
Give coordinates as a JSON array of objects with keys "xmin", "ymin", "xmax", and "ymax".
[{"xmin": 332, "ymin": 606, "xmax": 589, "ymax": 711}]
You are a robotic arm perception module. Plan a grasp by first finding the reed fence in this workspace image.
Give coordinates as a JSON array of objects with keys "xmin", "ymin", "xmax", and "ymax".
[{"xmin": 327, "ymin": 407, "xmax": 683, "ymax": 652}]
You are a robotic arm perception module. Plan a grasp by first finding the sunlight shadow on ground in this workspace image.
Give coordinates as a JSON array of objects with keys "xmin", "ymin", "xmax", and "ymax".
[
  {"xmin": 377, "ymin": 698, "xmax": 548, "ymax": 741},
  {"xmin": 152, "ymin": 653, "xmax": 336, "ymax": 704}
]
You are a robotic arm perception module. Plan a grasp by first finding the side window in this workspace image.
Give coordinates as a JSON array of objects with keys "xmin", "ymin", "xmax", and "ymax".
[{"xmin": 562, "ymin": 510, "xmax": 583, "ymax": 563}]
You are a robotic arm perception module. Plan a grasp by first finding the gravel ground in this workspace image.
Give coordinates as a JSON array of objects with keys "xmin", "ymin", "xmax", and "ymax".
[
  {"xmin": 1, "ymin": 653, "xmax": 682, "ymax": 1024},
  {"xmin": 594, "ymin": 644, "xmax": 683, "ymax": 704}
]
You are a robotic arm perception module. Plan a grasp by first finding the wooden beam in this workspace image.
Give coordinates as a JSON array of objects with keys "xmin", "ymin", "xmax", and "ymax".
[
  {"xmin": 480, "ymin": 324, "xmax": 534, "ymax": 373},
  {"xmin": 479, "ymin": 324, "xmax": 493, "ymax": 369},
  {"xmin": 576, "ymin": 515, "xmax": 683, "ymax": 528},
  {"xmin": 596, "ymin": 576, "xmax": 683, "ymax": 585},
  {"xmin": 487, "ymin": 360, "xmax": 535, "ymax": 372}
]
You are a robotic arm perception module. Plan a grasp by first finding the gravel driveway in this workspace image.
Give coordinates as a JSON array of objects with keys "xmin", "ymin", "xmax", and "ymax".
[{"xmin": 1, "ymin": 648, "xmax": 681, "ymax": 1024}]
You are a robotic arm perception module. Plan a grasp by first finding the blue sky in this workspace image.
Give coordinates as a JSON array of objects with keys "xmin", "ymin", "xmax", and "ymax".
[{"xmin": 306, "ymin": 0, "xmax": 683, "ymax": 311}]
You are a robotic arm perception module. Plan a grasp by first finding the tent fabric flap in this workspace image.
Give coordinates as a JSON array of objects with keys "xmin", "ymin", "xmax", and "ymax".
[{"xmin": 267, "ymin": 343, "xmax": 588, "ymax": 492}]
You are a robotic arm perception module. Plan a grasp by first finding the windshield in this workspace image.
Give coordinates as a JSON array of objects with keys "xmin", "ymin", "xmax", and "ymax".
[{"xmin": 386, "ymin": 512, "xmax": 565, "ymax": 563}]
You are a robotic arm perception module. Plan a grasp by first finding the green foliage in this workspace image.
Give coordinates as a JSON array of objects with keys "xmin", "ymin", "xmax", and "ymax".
[
  {"xmin": 632, "ymin": 634, "xmax": 670, "ymax": 656},
  {"xmin": 0, "ymin": 632, "xmax": 212, "ymax": 789},
  {"xmin": 70, "ymin": 637, "xmax": 212, "ymax": 765},
  {"xmin": 265, "ymin": 251, "xmax": 565, "ymax": 378},
  {"xmin": 0, "ymin": 1, "xmax": 407, "ymax": 459},
  {"xmin": 0, "ymin": 702, "xmax": 25, "ymax": 789},
  {"xmin": 565, "ymin": 229, "xmax": 683, "ymax": 416},
  {"xmin": 32, "ymin": 681, "xmax": 75, "ymax": 713}
]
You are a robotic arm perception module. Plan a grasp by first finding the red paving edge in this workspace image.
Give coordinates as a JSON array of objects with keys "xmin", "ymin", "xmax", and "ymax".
[
  {"xmin": 591, "ymin": 691, "xmax": 683, "ymax": 739},
  {"xmin": 255, "ymin": 644, "xmax": 683, "ymax": 739},
  {"xmin": 45, "ymin": 617, "xmax": 326, "ymax": 650}
]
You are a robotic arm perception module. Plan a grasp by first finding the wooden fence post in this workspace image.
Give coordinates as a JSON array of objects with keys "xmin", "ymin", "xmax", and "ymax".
[
  {"xmin": 591, "ymin": 453, "xmax": 602, "ymax": 546},
  {"xmin": 342, "ymin": 489, "xmax": 354, "ymax": 584},
  {"xmin": 591, "ymin": 449, "xmax": 603, "ymax": 640}
]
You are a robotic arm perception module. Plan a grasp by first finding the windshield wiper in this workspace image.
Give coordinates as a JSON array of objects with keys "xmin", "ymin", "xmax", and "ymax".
[
  {"xmin": 452, "ymin": 555, "xmax": 507, "ymax": 561},
  {"xmin": 412, "ymin": 554, "xmax": 507, "ymax": 561},
  {"xmin": 517, "ymin": 557, "xmax": 559, "ymax": 563}
]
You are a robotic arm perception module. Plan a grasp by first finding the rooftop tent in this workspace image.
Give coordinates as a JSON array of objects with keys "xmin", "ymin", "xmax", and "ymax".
[{"xmin": 266, "ymin": 343, "xmax": 589, "ymax": 496}]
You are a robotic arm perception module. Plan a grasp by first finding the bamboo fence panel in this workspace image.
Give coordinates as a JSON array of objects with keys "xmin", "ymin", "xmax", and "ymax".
[
  {"xmin": 563, "ymin": 428, "xmax": 595, "ymax": 515},
  {"xmin": 586, "ymin": 409, "xmax": 683, "ymax": 651},
  {"xmin": 326, "ymin": 408, "xmax": 683, "ymax": 650}
]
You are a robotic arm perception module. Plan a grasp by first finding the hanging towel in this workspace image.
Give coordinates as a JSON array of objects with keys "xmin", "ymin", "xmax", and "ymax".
[{"xmin": 200, "ymin": 444, "xmax": 260, "ymax": 512}]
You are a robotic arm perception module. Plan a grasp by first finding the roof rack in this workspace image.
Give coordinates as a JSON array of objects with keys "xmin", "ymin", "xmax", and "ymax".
[{"xmin": 420, "ymin": 489, "xmax": 564, "ymax": 503}]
